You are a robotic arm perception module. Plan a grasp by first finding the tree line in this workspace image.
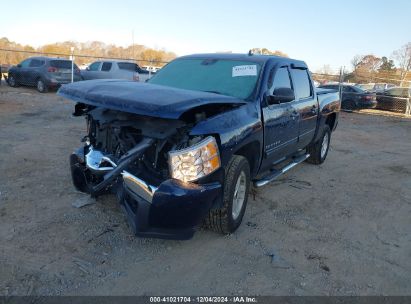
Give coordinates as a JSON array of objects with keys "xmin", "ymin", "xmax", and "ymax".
[
  {"xmin": 0, "ymin": 37, "xmax": 177, "ymax": 67},
  {"xmin": 315, "ymin": 42, "xmax": 411, "ymax": 86}
]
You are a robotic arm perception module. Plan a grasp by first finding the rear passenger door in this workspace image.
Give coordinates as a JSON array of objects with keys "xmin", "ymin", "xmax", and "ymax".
[
  {"xmin": 290, "ymin": 68, "xmax": 318, "ymax": 149},
  {"xmin": 28, "ymin": 59, "xmax": 45, "ymax": 85}
]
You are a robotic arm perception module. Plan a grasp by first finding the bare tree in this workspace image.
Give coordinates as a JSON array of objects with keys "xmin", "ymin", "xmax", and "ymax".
[
  {"xmin": 315, "ymin": 64, "xmax": 335, "ymax": 75},
  {"xmin": 250, "ymin": 48, "xmax": 288, "ymax": 57},
  {"xmin": 392, "ymin": 42, "xmax": 411, "ymax": 86},
  {"xmin": 351, "ymin": 54, "xmax": 364, "ymax": 70}
]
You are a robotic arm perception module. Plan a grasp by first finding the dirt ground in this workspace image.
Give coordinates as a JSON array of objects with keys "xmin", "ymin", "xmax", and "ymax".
[{"xmin": 0, "ymin": 82, "xmax": 410, "ymax": 296}]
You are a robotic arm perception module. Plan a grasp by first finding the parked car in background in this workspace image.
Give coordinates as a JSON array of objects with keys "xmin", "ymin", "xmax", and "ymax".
[
  {"xmin": 79, "ymin": 63, "xmax": 91, "ymax": 70},
  {"xmin": 142, "ymin": 65, "xmax": 161, "ymax": 73},
  {"xmin": 313, "ymin": 80, "xmax": 320, "ymax": 87},
  {"xmin": 356, "ymin": 83, "xmax": 395, "ymax": 92},
  {"xmin": 319, "ymin": 84, "xmax": 376, "ymax": 110},
  {"xmin": 7, "ymin": 57, "xmax": 81, "ymax": 93},
  {"xmin": 81, "ymin": 60, "xmax": 152, "ymax": 82},
  {"xmin": 376, "ymin": 87, "xmax": 411, "ymax": 114}
]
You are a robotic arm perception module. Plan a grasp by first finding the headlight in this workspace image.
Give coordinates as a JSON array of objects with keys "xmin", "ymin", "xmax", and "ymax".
[{"xmin": 168, "ymin": 136, "xmax": 221, "ymax": 182}]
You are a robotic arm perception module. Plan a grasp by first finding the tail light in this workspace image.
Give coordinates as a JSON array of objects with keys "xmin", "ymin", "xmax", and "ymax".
[
  {"xmin": 133, "ymin": 74, "xmax": 140, "ymax": 81},
  {"xmin": 48, "ymin": 67, "xmax": 58, "ymax": 73},
  {"xmin": 363, "ymin": 95, "xmax": 372, "ymax": 100}
]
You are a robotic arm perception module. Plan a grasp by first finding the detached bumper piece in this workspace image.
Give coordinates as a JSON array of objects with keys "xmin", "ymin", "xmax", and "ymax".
[
  {"xmin": 121, "ymin": 173, "xmax": 221, "ymax": 240},
  {"xmin": 70, "ymin": 143, "xmax": 222, "ymax": 240}
]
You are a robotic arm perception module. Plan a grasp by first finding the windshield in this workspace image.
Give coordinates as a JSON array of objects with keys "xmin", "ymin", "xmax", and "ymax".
[{"xmin": 148, "ymin": 58, "xmax": 262, "ymax": 100}]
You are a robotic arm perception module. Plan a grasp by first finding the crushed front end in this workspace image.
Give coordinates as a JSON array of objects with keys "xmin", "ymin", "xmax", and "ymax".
[{"xmin": 69, "ymin": 104, "xmax": 223, "ymax": 239}]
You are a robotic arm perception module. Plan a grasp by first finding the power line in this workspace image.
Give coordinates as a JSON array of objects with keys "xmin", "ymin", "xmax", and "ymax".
[{"xmin": 0, "ymin": 48, "xmax": 170, "ymax": 64}]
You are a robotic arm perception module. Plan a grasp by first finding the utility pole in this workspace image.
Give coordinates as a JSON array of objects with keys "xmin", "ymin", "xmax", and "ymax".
[
  {"xmin": 132, "ymin": 30, "xmax": 135, "ymax": 62},
  {"xmin": 70, "ymin": 46, "xmax": 74, "ymax": 83},
  {"xmin": 338, "ymin": 66, "xmax": 345, "ymax": 101}
]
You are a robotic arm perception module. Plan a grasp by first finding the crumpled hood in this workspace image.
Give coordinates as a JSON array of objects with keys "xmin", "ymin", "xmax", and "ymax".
[{"xmin": 57, "ymin": 79, "xmax": 246, "ymax": 119}]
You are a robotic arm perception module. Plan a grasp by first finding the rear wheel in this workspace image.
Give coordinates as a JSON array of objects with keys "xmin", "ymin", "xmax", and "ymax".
[
  {"xmin": 36, "ymin": 78, "xmax": 48, "ymax": 93},
  {"xmin": 306, "ymin": 125, "xmax": 331, "ymax": 165},
  {"xmin": 205, "ymin": 155, "xmax": 250, "ymax": 234},
  {"xmin": 343, "ymin": 100, "xmax": 356, "ymax": 111}
]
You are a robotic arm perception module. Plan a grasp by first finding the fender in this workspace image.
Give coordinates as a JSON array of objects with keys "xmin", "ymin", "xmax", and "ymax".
[{"xmin": 189, "ymin": 101, "xmax": 263, "ymax": 177}]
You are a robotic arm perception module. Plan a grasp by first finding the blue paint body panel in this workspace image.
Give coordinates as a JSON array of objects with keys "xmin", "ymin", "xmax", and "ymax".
[{"xmin": 62, "ymin": 53, "xmax": 341, "ymax": 239}]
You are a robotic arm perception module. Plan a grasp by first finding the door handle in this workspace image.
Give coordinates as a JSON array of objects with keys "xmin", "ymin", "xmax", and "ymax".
[
  {"xmin": 290, "ymin": 110, "xmax": 299, "ymax": 119},
  {"xmin": 311, "ymin": 105, "xmax": 317, "ymax": 114}
]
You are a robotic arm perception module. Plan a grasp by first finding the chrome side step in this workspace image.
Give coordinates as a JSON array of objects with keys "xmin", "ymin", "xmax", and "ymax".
[{"xmin": 254, "ymin": 154, "xmax": 310, "ymax": 188}]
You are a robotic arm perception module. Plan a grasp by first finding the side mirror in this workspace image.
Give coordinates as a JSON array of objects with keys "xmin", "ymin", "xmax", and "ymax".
[
  {"xmin": 268, "ymin": 87, "xmax": 295, "ymax": 104},
  {"xmin": 86, "ymin": 67, "xmax": 90, "ymax": 71},
  {"xmin": 17, "ymin": 64, "xmax": 22, "ymax": 68}
]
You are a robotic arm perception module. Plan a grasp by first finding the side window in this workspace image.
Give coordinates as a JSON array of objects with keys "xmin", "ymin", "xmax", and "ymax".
[
  {"xmin": 343, "ymin": 86, "xmax": 354, "ymax": 93},
  {"xmin": 20, "ymin": 59, "xmax": 31, "ymax": 68},
  {"xmin": 291, "ymin": 69, "xmax": 312, "ymax": 99},
  {"xmin": 386, "ymin": 88, "xmax": 404, "ymax": 97},
  {"xmin": 88, "ymin": 62, "xmax": 101, "ymax": 71},
  {"xmin": 268, "ymin": 67, "xmax": 292, "ymax": 95},
  {"xmin": 101, "ymin": 62, "xmax": 112, "ymax": 72},
  {"xmin": 29, "ymin": 59, "xmax": 44, "ymax": 67}
]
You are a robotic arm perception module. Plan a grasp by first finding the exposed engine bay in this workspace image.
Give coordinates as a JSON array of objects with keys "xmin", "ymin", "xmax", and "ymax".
[
  {"xmin": 73, "ymin": 105, "xmax": 185, "ymax": 193},
  {"xmin": 70, "ymin": 103, "xmax": 227, "ymax": 198}
]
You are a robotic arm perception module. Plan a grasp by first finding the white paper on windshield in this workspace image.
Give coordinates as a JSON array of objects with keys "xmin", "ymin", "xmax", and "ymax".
[{"xmin": 232, "ymin": 65, "xmax": 257, "ymax": 77}]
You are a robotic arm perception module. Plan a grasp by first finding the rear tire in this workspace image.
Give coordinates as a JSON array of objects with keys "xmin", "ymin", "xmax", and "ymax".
[
  {"xmin": 204, "ymin": 155, "xmax": 250, "ymax": 234},
  {"xmin": 306, "ymin": 125, "xmax": 331, "ymax": 165},
  {"xmin": 36, "ymin": 78, "xmax": 48, "ymax": 93},
  {"xmin": 343, "ymin": 100, "xmax": 355, "ymax": 111}
]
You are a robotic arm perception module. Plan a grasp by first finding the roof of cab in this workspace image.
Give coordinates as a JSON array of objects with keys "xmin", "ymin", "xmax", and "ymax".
[{"xmin": 179, "ymin": 53, "xmax": 308, "ymax": 68}]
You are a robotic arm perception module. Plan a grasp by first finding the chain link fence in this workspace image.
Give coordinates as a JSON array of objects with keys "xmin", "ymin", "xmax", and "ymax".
[
  {"xmin": 1, "ymin": 48, "xmax": 410, "ymax": 115},
  {"xmin": 0, "ymin": 47, "xmax": 169, "ymax": 82},
  {"xmin": 311, "ymin": 67, "xmax": 411, "ymax": 115}
]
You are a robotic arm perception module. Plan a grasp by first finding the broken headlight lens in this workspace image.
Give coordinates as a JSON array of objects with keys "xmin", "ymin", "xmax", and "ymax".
[{"xmin": 168, "ymin": 136, "xmax": 221, "ymax": 182}]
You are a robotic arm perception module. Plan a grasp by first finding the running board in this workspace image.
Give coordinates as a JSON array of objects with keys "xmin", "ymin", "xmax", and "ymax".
[{"xmin": 254, "ymin": 154, "xmax": 310, "ymax": 188}]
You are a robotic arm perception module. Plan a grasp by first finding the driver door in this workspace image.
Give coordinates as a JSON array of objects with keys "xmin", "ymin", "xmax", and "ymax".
[
  {"xmin": 15, "ymin": 59, "xmax": 31, "ymax": 85},
  {"xmin": 261, "ymin": 66, "xmax": 299, "ymax": 172},
  {"xmin": 82, "ymin": 61, "xmax": 101, "ymax": 80}
]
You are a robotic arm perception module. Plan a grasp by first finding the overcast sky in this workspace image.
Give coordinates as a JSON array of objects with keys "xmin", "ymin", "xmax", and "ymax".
[{"xmin": 2, "ymin": 0, "xmax": 411, "ymax": 71}]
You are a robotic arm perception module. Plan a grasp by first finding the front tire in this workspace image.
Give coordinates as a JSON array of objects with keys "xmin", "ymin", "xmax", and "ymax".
[
  {"xmin": 205, "ymin": 155, "xmax": 250, "ymax": 234},
  {"xmin": 306, "ymin": 125, "xmax": 331, "ymax": 165},
  {"xmin": 8, "ymin": 74, "xmax": 18, "ymax": 87},
  {"xmin": 36, "ymin": 78, "xmax": 48, "ymax": 93}
]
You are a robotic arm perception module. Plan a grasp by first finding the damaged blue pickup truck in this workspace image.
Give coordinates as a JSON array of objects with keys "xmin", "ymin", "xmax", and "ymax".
[{"xmin": 58, "ymin": 53, "xmax": 340, "ymax": 240}]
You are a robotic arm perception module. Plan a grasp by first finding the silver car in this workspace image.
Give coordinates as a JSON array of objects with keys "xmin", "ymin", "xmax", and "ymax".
[{"xmin": 81, "ymin": 60, "xmax": 152, "ymax": 82}]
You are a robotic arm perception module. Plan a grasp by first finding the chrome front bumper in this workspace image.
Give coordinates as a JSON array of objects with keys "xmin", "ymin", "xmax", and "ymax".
[
  {"xmin": 121, "ymin": 171, "xmax": 157, "ymax": 203},
  {"xmin": 84, "ymin": 146, "xmax": 158, "ymax": 203}
]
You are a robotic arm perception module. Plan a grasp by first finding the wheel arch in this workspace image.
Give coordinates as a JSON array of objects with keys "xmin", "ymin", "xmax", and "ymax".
[
  {"xmin": 325, "ymin": 112, "xmax": 337, "ymax": 131},
  {"xmin": 232, "ymin": 140, "xmax": 261, "ymax": 178}
]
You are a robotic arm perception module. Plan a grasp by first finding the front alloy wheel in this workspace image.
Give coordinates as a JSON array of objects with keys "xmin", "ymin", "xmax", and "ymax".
[
  {"xmin": 205, "ymin": 155, "xmax": 250, "ymax": 234},
  {"xmin": 8, "ymin": 75, "xmax": 17, "ymax": 87},
  {"xmin": 232, "ymin": 171, "xmax": 247, "ymax": 220}
]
